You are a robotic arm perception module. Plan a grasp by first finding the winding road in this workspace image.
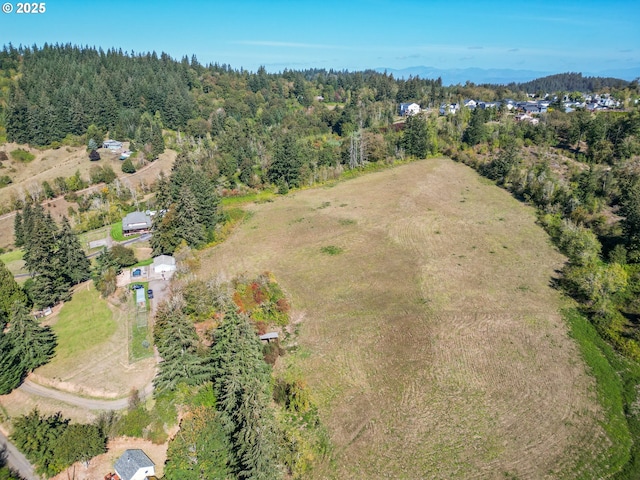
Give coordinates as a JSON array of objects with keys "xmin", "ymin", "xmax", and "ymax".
[{"xmin": 18, "ymin": 379, "xmax": 154, "ymax": 411}]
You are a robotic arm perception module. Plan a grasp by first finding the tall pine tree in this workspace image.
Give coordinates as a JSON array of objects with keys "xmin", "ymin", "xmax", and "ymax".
[
  {"xmin": 153, "ymin": 302, "xmax": 212, "ymax": 394},
  {"xmin": 0, "ymin": 261, "xmax": 28, "ymax": 318},
  {"xmin": 7, "ymin": 302, "xmax": 57, "ymax": 373},
  {"xmin": 210, "ymin": 306, "xmax": 281, "ymax": 480},
  {"xmin": 57, "ymin": 217, "xmax": 91, "ymax": 285}
]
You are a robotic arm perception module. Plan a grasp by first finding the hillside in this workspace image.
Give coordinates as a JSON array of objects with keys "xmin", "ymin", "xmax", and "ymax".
[
  {"xmin": 197, "ymin": 158, "xmax": 614, "ymax": 478},
  {"xmin": 0, "ymin": 145, "xmax": 177, "ymax": 248},
  {"xmin": 507, "ymin": 72, "xmax": 631, "ymax": 93}
]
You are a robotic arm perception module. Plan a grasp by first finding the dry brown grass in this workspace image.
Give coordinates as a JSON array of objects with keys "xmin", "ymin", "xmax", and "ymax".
[
  {"xmin": 0, "ymin": 145, "xmax": 177, "ymax": 248},
  {"xmin": 198, "ymin": 158, "xmax": 609, "ymax": 479}
]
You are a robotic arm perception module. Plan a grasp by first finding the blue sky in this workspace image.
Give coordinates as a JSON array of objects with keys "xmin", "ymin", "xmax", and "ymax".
[{"xmin": 0, "ymin": 0, "xmax": 638, "ymax": 76}]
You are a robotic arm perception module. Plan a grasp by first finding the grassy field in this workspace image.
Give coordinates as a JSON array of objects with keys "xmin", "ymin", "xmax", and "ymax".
[
  {"xmin": 0, "ymin": 248, "xmax": 26, "ymax": 276},
  {"xmin": 32, "ymin": 282, "xmax": 156, "ymax": 400},
  {"xmin": 198, "ymin": 158, "xmax": 616, "ymax": 478},
  {"xmin": 45, "ymin": 284, "xmax": 116, "ymax": 364}
]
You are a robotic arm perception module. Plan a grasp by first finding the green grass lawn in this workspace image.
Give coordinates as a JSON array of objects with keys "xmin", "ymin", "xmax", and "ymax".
[
  {"xmin": 110, "ymin": 221, "xmax": 127, "ymax": 242},
  {"xmin": 129, "ymin": 282, "xmax": 153, "ymax": 362},
  {"xmin": 52, "ymin": 285, "xmax": 117, "ymax": 362},
  {"xmin": 132, "ymin": 258, "xmax": 153, "ymax": 267},
  {"xmin": 0, "ymin": 249, "xmax": 24, "ymax": 264},
  {"xmin": 0, "ymin": 248, "xmax": 27, "ymax": 276},
  {"xmin": 130, "ymin": 322, "xmax": 153, "ymax": 362}
]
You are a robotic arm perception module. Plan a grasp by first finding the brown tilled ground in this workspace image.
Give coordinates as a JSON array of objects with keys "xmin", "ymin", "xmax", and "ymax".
[{"xmin": 198, "ymin": 158, "xmax": 608, "ymax": 479}]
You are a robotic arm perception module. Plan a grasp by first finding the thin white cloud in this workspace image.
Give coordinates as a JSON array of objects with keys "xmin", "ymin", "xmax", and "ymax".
[{"xmin": 234, "ymin": 40, "xmax": 341, "ymax": 49}]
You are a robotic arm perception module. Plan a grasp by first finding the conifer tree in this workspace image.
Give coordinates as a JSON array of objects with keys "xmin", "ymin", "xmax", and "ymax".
[
  {"xmin": 175, "ymin": 185, "xmax": 206, "ymax": 248},
  {"xmin": 7, "ymin": 302, "xmax": 57, "ymax": 372},
  {"xmin": 0, "ymin": 261, "xmax": 28, "ymax": 318},
  {"xmin": 13, "ymin": 210, "xmax": 24, "ymax": 247},
  {"xmin": 56, "ymin": 217, "xmax": 91, "ymax": 285},
  {"xmin": 150, "ymin": 208, "xmax": 181, "ymax": 256},
  {"xmin": 0, "ymin": 330, "xmax": 23, "ymax": 395},
  {"xmin": 210, "ymin": 306, "xmax": 281, "ymax": 479},
  {"xmin": 153, "ymin": 305, "xmax": 212, "ymax": 394}
]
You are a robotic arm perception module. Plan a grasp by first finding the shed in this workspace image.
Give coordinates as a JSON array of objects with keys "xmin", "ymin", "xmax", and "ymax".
[
  {"xmin": 259, "ymin": 332, "xmax": 279, "ymax": 342},
  {"xmin": 114, "ymin": 449, "xmax": 155, "ymax": 480},
  {"xmin": 152, "ymin": 255, "xmax": 176, "ymax": 273}
]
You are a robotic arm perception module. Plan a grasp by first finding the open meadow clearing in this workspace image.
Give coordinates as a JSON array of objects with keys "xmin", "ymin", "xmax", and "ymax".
[
  {"xmin": 0, "ymin": 283, "xmax": 156, "ymax": 423},
  {"xmin": 199, "ymin": 158, "xmax": 613, "ymax": 479}
]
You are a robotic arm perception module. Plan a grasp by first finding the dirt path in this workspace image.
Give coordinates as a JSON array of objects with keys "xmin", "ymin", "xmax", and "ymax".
[
  {"xmin": 0, "ymin": 430, "xmax": 39, "ymax": 480},
  {"xmin": 18, "ymin": 379, "xmax": 153, "ymax": 411}
]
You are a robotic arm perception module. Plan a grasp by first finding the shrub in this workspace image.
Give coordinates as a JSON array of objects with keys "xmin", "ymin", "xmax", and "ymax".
[
  {"xmin": 320, "ymin": 245, "xmax": 343, "ymax": 255},
  {"xmin": 10, "ymin": 149, "xmax": 35, "ymax": 163},
  {"xmin": 88, "ymin": 149, "xmax": 100, "ymax": 161},
  {"xmin": 121, "ymin": 157, "xmax": 136, "ymax": 173},
  {"xmin": 0, "ymin": 175, "xmax": 12, "ymax": 188}
]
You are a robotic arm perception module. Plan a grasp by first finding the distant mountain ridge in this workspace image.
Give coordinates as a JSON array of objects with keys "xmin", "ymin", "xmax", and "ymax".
[{"xmin": 376, "ymin": 66, "xmax": 640, "ymax": 86}]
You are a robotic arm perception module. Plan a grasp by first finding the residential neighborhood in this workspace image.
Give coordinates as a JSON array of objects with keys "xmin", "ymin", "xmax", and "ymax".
[{"xmin": 434, "ymin": 92, "xmax": 623, "ymax": 118}]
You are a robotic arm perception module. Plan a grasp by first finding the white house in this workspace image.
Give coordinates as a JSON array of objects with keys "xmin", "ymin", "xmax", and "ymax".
[
  {"xmin": 399, "ymin": 102, "xmax": 421, "ymax": 116},
  {"xmin": 152, "ymin": 255, "xmax": 176, "ymax": 274},
  {"xmin": 102, "ymin": 139, "xmax": 123, "ymax": 151},
  {"xmin": 439, "ymin": 103, "xmax": 459, "ymax": 115},
  {"xmin": 114, "ymin": 449, "xmax": 155, "ymax": 480}
]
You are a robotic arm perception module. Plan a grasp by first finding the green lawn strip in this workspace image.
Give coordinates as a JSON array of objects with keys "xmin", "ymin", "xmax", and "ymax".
[
  {"xmin": 51, "ymin": 285, "xmax": 117, "ymax": 363},
  {"xmin": 132, "ymin": 258, "xmax": 153, "ymax": 267},
  {"xmin": 129, "ymin": 282, "xmax": 153, "ymax": 362},
  {"xmin": 130, "ymin": 320, "xmax": 153, "ymax": 362},
  {"xmin": 0, "ymin": 248, "xmax": 27, "ymax": 275},
  {"xmin": 564, "ymin": 308, "xmax": 634, "ymax": 476},
  {"xmin": 221, "ymin": 190, "xmax": 276, "ymax": 207},
  {"xmin": 110, "ymin": 222, "xmax": 127, "ymax": 242},
  {"xmin": 0, "ymin": 249, "xmax": 24, "ymax": 263}
]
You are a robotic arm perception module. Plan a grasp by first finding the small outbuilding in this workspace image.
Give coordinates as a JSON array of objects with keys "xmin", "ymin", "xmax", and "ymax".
[
  {"xmin": 102, "ymin": 139, "xmax": 123, "ymax": 151},
  {"xmin": 114, "ymin": 449, "xmax": 155, "ymax": 480},
  {"xmin": 152, "ymin": 255, "xmax": 176, "ymax": 274}
]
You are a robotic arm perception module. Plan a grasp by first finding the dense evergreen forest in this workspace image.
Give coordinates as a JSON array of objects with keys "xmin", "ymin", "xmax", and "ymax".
[
  {"xmin": 2, "ymin": 43, "xmax": 640, "ymax": 477},
  {"xmin": 506, "ymin": 72, "xmax": 633, "ymax": 94}
]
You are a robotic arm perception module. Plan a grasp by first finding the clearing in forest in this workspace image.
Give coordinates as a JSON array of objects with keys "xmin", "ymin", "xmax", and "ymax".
[
  {"xmin": 199, "ymin": 157, "xmax": 611, "ymax": 479},
  {"xmin": 0, "ymin": 283, "xmax": 155, "ymax": 422}
]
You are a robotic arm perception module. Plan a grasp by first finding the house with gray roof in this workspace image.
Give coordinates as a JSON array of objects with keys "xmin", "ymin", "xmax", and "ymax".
[
  {"xmin": 114, "ymin": 449, "xmax": 155, "ymax": 480},
  {"xmin": 122, "ymin": 211, "xmax": 152, "ymax": 236}
]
